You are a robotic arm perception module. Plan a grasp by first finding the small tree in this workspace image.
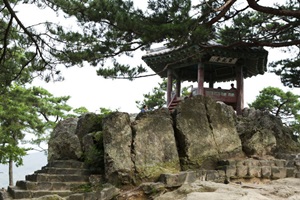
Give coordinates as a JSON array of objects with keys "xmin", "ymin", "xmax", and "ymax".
[
  {"xmin": 136, "ymin": 79, "xmax": 192, "ymax": 110},
  {"xmin": 0, "ymin": 84, "xmax": 72, "ymax": 186},
  {"xmin": 248, "ymin": 86, "xmax": 300, "ymax": 138},
  {"xmin": 136, "ymin": 79, "xmax": 167, "ymax": 110}
]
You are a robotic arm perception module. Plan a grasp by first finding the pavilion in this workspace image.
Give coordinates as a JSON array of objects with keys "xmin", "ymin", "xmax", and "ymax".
[{"xmin": 142, "ymin": 44, "xmax": 268, "ymax": 115}]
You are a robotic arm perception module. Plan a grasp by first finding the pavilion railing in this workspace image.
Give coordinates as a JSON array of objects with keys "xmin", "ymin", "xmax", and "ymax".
[
  {"xmin": 204, "ymin": 88, "xmax": 237, "ymax": 103},
  {"xmin": 190, "ymin": 87, "xmax": 237, "ymax": 105}
]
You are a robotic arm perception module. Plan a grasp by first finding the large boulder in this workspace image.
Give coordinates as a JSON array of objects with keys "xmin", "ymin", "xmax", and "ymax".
[
  {"xmin": 174, "ymin": 95, "xmax": 244, "ymax": 170},
  {"xmin": 75, "ymin": 112, "xmax": 102, "ymax": 141},
  {"xmin": 76, "ymin": 113, "xmax": 103, "ymax": 170},
  {"xmin": 48, "ymin": 118, "xmax": 82, "ymax": 162},
  {"xmin": 102, "ymin": 112, "xmax": 134, "ymax": 185},
  {"xmin": 132, "ymin": 109, "xmax": 181, "ymax": 182},
  {"xmin": 46, "ymin": 95, "xmax": 300, "ymax": 190},
  {"xmin": 237, "ymin": 108, "xmax": 300, "ymax": 157}
]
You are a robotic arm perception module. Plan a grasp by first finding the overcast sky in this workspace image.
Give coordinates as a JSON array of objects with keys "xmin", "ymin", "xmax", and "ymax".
[{"xmin": 16, "ymin": 2, "xmax": 300, "ymax": 114}]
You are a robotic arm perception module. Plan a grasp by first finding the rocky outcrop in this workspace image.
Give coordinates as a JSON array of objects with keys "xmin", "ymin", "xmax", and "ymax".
[
  {"xmin": 46, "ymin": 96, "xmax": 300, "ymax": 186},
  {"xmin": 174, "ymin": 96, "xmax": 244, "ymax": 170},
  {"xmin": 102, "ymin": 112, "xmax": 134, "ymax": 185},
  {"xmin": 75, "ymin": 112, "xmax": 102, "ymax": 141},
  {"xmin": 48, "ymin": 118, "xmax": 82, "ymax": 161},
  {"xmin": 236, "ymin": 108, "xmax": 300, "ymax": 157},
  {"xmin": 152, "ymin": 178, "xmax": 300, "ymax": 200},
  {"xmin": 8, "ymin": 96, "xmax": 298, "ymax": 200},
  {"xmin": 132, "ymin": 109, "xmax": 181, "ymax": 182}
]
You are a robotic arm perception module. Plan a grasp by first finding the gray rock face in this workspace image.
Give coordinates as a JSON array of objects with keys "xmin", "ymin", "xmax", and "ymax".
[
  {"xmin": 154, "ymin": 178, "xmax": 300, "ymax": 200},
  {"xmin": 75, "ymin": 112, "xmax": 102, "ymax": 141},
  {"xmin": 132, "ymin": 109, "xmax": 181, "ymax": 182},
  {"xmin": 175, "ymin": 96, "xmax": 244, "ymax": 170},
  {"xmin": 46, "ymin": 96, "xmax": 300, "ymax": 186},
  {"xmin": 102, "ymin": 112, "xmax": 134, "ymax": 184},
  {"xmin": 237, "ymin": 108, "xmax": 300, "ymax": 156},
  {"xmin": 48, "ymin": 118, "xmax": 82, "ymax": 161}
]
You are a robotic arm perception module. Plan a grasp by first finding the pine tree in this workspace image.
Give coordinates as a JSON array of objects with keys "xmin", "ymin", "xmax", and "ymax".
[
  {"xmin": 249, "ymin": 86, "xmax": 300, "ymax": 140},
  {"xmin": 0, "ymin": 84, "xmax": 72, "ymax": 185},
  {"xmin": 1, "ymin": 1, "xmax": 300, "ymax": 86}
]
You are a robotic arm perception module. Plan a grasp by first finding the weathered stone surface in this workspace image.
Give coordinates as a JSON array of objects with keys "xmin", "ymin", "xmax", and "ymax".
[
  {"xmin": 0, "ymin": 189, "xmax": 10, "ymax": 200},
  {"xmin": 236, "ymin": 165, "xmax": 248, "ymax": 177},
  {"xmin": 237, "ymin": 108, "xmax": 300, "ymax": 156},
  {"xmin": 102, "ymin": 112, "xmax": 134, "ymax": 184},
  {"xmin": 158, "ymin": 171, "xmax": 197, "ymax": 187},
  {"xmin": 82, "ymin": 133, "xmax": 95, "ymax": 161},
  {"xmin": 48, "ymin": 118, "xmax": 82, "ymax": 161},
  {"xmin": 154, "ymin": 178, "xmax": 300, "ymax": 200},
  {"xmin": 75, "ymin": 112, "xmax": 102, "ymax": 141},
  {"xmin": 225, "ymin": 165, "xmax": 236, "ymax": 178},
  {"xmin": 96, "ymin": 184, "xmax": 120, "ymax": 200},
  {"xmin": 249, "ymin": 166, "xmax": 262, "ymax": 178},
  {"xmin": 82, "ymin": 131, "xmax": 104, "ymax": 173},
  {"xmin": 261, "ymin": 166, "xmax": 272, "ymax": 179},
  {"xmin": 271, "ymin": 167, "xmax": 287, "ymax": 179},
  {"xmin": 35, "ymin": 195, "xmax": 64, "ymax": 200},
  {"xmin": 243, "ymin": 130, "xmax": 276, "ymax": 156},
  {"xmin": 206, "ymin": 98, "xmax": 244, "ymax": 158},
  {"xmin": 132, "ymin": 109, "xmax": 181, "ymax": 181},
  {"xmin": 174, "ymin": 96, "xmax": 244, "ymax": 170}
]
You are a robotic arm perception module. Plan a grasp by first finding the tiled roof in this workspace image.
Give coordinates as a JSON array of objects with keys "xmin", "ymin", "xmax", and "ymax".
[{"xmin": 142, "ymin": 44, "xmax": 268, "ymax": 82}]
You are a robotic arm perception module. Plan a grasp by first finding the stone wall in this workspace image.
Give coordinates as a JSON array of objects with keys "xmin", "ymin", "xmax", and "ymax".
[{"xmin": 159, "ymin": 155, "xmax": 300, "ymax": 187}]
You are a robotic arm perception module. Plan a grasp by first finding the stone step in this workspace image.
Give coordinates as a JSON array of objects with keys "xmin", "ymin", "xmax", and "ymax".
[
  {"xmin": 46, "ymin": 160, "xmax": 86, "ymax": 169},
  {"xmin": 25, "ymin": 173, "xmax": 89, "ymax": 182},
  {"xmin": 35, "ymin": 167, "xmax": 91, "ymax": 175},
  {"xmin": 16, "ymin": 180, "xmax": 88, "ymax": 191},
  {"xmin": 68, "ymin": 192, "xmax": 96, "ymax": 200},
  {"xmin": 7, "ymin": 186, "xmax": 72, "ymax": 199}
]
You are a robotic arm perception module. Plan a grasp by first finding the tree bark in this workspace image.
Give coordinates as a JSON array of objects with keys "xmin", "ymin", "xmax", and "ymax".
[{"xmin": 9, "ymin": 158, "xmax": 13, "ymax": 186}]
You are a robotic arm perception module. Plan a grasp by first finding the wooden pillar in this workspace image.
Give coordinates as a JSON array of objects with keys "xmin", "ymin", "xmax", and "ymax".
[
  {"xmin": 236, "ymin": 66, "xmax": 244, "ymax": 115},
  {"xmin": 176, "ymin": 79, "xmax": 181, "ymax": 98},
  {"xmin": 197, "ymin": 62, "xmax": 204, "ymax": 95},
  {"xmin": 209, "ymin": 81, "xmax": 214, "ymax": 88},
  {"xmin": 167, "ymin": 69, "xmax": 173, "ymax": 105},
  {"xmin": 209, "ymin": 73, "xmax": 214, "ymax": 88}
]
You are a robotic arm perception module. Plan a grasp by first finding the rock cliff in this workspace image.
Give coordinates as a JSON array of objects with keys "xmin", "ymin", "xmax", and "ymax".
[
  {"xmin": 5, "ymin": 95, "xmax": 298, "ymax": 200},
  {"xmin": 47, "ymin": 95, "xmax": 300, "ymax": 185}
]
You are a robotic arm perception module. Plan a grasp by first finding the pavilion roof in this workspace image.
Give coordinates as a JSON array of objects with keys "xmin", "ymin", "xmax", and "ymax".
[{"xmin": 142, "ymin": 44, "xmax": 268, "ymax": 83}]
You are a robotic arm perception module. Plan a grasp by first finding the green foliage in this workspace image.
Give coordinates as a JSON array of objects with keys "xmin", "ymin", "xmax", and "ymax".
[
  {"xmin": 82, "ymin": 109, "xmax": 114, "ymax": 171},
  {"xmin": 215, "ymin": 2, "xmax": 300, "ymax": 87},
  {"xmin": 136, "ymin": 78, "xmax": 192, "ymax": 110},
  {"xmin": 0, "ymin": 1, "xmax": 64, "ymax": 89},
  {"xmin": 248, "ymin": 87, "xmax": 300, "ymax": 118},
  {"xmin": 71, "ymin": 183, "xmax": 93, "ymax": 193},
  {"xmin": 0, "ymin": 84, "xmax": 73, "ymax": 165},
  {"xmin": 136, "ymin": 79, "xmax": 168, "ymax": 110},
  {"xmin": 83, "ymin": 131, "xmax": 104, "ymax": 171},
  {"xmin": 249, "ymin": 86, "xmax": 300, "ymax": 137},
  {"xmin": 270, "ymin": 58, "xmax": 300, "ymax": 88},
  {"xmin": 1, "ymin": 1, "xmax": 300, "ymax": 87},
  {"xmin": 99, "ymin": 107, "xmax": 115, "ymax": 117},
  {"xmin": 71, "ymin": 107, "xmax": 90, "ymax": 116},
  {"xmin": 45, "ymin": 0, "xmax": 300, "ymax": 86}
]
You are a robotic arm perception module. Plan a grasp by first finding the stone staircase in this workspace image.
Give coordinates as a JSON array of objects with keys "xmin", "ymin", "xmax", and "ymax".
[{"xmin": 6, "ymin": 160, "xmax": 98, "ymax": 199}]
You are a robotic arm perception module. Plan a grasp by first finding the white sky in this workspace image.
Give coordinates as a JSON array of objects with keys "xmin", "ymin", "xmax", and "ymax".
[{"xmin": 16, "ymin": 2, "xmax": 300, "ymax": 114}]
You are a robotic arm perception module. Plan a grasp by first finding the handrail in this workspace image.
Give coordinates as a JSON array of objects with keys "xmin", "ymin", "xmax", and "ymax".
[
  {"xmin": 167, "ymin": 93, "xmax": 177, "ymax": 108},
  {"xmin": 188, "ymin": 87, "xmax": 237, "ymax": 103}
]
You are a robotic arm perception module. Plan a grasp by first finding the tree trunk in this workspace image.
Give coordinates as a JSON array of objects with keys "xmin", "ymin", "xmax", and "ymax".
[{"xmin": 9, "ymin": 159, "xmax": 13, "ymax": 186}]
